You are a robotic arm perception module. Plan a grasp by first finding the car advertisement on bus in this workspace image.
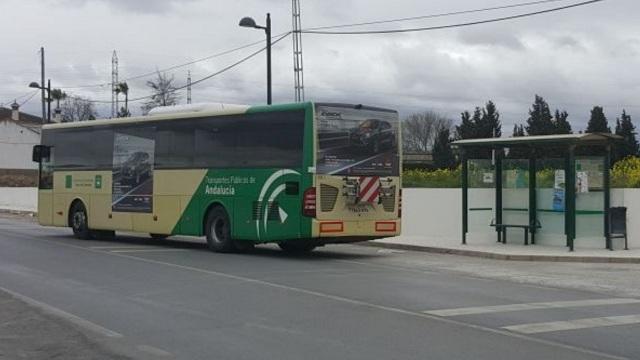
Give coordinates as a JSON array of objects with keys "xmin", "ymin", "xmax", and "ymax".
[
  {"xmin": 112, "ymin": 130, "xmax": 155, "ymax": 213},
  {"xmin": 316, "ymin": 104, "xmax": 399, "ymax": 176}
]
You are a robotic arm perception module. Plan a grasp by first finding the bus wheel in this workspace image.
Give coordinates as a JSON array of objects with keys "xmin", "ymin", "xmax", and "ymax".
[
  {"xmin": 205, "ymin": 206, "xmax": 234, "ymax": 253},
  {"xmin": 150, "ymin": 233, "xmax": 169, "ymax": 240},
  {"xmin": 70, "ymin": 202, "xmax": 92, "ymax": 240},
  {"xmin": 278, "ymin": 240, "xmax": 316, "ymax": 254}
]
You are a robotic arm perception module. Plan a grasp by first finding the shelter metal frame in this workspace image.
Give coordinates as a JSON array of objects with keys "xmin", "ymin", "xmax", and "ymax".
[{"xmin": 452, "ymin": 133, "xmax": 622, "ymax": 251}]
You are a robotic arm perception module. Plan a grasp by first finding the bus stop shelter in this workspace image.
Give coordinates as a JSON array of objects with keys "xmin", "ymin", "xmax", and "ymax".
[{"xmin": 451, "ymin": 133, "xmax": 621, "ymax": 251}]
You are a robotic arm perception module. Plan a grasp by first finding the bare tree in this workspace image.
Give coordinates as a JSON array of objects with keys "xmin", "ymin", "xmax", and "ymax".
[
  {"xmin": 402, "ymin": 111, "xmax": 453, "ymax": 152},
  {"xmin": 61, "ymin": 96, "xmax": 98, "ymax": 122},
  {"xmin": 141, "ymin": 72, "xmax": 180, "ymax": 114}
]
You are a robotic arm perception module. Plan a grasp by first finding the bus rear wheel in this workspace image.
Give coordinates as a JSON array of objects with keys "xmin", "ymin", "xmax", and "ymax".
[
  {"xmin": 70, "ymin": 202, "xmax": 92, "ymax": 240},
  {"xmin": 278, "ymin": 240, "xmax": 317, "ymax": 254},
  {"xmin": 205, "ymin": 206, "xmax": 235, "ymax": 253}
]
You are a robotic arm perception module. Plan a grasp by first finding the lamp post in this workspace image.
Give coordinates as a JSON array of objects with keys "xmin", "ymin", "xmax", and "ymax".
[
  {"xmin": 29, "ymin": 80, "xmax": 51, "ymax": 123},
  {"xmin": 239, "ymin": 13, "xmax": 272, "ymax": 105}
]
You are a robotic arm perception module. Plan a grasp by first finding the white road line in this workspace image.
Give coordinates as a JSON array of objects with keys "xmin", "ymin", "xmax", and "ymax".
[
  {"xmin": 89, "ymin": 246, "xmax": 163, "ymax": 250},
  {"xmin": 109, "ymin": 249, "xmax": 187, "ymax": 253},
  {"xmin": 27, "ymin": 236, "xmax": 631, "ymax": 360},
  {"xmin": 424, "ymin": 298, "xmax": 640, "ymax": 317},
  {"xmin": 504, "ymin": 314, "xmax": 640, "ymax": 334},
  {"xmin": 0, "ymin": 285, "xmax": 123, "ymax": 338},
  {"xmin": 136, "ymin": 344, "xmax": 172, "ymax": 357}
]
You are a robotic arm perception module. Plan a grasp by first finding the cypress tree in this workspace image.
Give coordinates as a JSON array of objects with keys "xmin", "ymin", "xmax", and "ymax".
[
  {"xmin": 525, "ymin": 95, "xmax": 555, "ymax": 135},
  {"xmin": 554, "ymin": 110, "xmax": 572, "ymax": 134},
  {"xmin": 479, "ymin": 101, "xmax": 502, "ymax": 138},
  {"xmin": 432, "ymin": 126, "xmax": 456, "ymax": 169},
  {"xmin": 586, "ymin": 106, "xmax": 611, "ymax": 133},
  {"xmin": 614, "ymin": 110, "xmax": 639, "ymax": 162},
  {"xmin": 455, "ymin": 111, "xmax": 475, "ymax": 140}
]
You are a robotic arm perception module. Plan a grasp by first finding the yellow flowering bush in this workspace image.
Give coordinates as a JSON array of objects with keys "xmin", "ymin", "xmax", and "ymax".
[
  {"xmin": 403, "ymin": 167, "xmax": 460, "ymax": 188},
  {"xmin": 611, "ymin": 156, "xmax": 640, "ymax": 188},
  {"xmin": 403, "ymin": 156, "xmax": 640, "ymax": 188}
]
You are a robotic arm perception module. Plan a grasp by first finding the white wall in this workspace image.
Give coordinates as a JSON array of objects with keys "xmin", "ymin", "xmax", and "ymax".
[
  {"xmin": 403, "ymin": 188, "xmax": 639, "ymax": 249},
  {"xmin": 0, "ymin": 121, "xmax": 40, "ymax": 170},
  {"xmin": 0, "ymin": 187, "xmax": 37, "ymax": 212},
  {"xmin": 0, "ymin": 186, "xmax": 636, "ymax": 249}
]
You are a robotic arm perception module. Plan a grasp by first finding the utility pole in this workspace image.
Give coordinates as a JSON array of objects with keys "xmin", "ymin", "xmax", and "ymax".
[
  {"xmin": 40, "ymin": 47, "xmax": 46, "ymax": 125},
  {"xmin": 266, "ymin": 13, "xmax": 272, "ymax": 105},
  {"xmin": 187, "ymin": 70, "xmax": 192, "ymax": 104},
  {"xmin": 111, "ymin": 50, "xmax": 118, "ymax": 118},
  {"xmin": 292, "ymin": 0, "xmax": 305, "ymax": 102}
]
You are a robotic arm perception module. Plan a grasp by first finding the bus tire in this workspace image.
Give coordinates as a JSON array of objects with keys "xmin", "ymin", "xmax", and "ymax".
[
  {"xmin": 70, "ymin": 202, "xmax": 92, "ymax": 240},
  {"xmin": 278, "ymin": 240, "xmax": 316, "ymax": 254},
  {"xmin": 205, "ymin": 206, "xmax": 234, "ymax": 253},
  {"xmin": 150, "ymin": 233, "xmax": 169, "ymax": 240}
]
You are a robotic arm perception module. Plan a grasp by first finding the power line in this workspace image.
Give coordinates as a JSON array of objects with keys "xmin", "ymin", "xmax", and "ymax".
[
  {"xmin": 0, "ymin": 90, "xmax": 38, "ymax": 107},
  {"xmin": 18, "ymin": 91, "xmax": 39, "ymax": 107},
  {"xmin": 60, "ymin": 32, "xmax": 290, "ymax": 90},
  {"xmin": 303, "ymin": 0, "xmax": 605, "ymax": 35},
  {"xmin": 52, "ymin": 0, "xmax": 592, "ymax": 91},
  {"xmin": 72, "ymin": 32, "xmax": 292, "ymax": 104},
  {"xmin": 305, "ymin": 0, "xmax": 572, "ymax": 31}
]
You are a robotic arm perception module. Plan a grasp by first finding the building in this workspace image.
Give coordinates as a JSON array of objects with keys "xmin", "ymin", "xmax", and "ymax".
[
  {"xmin": 403, "ymin": 152, "xmax": 434, "ymax": 169},
  {"xmin": 0, "ymin": 102, "xmax": 42, "ymax": 186}
]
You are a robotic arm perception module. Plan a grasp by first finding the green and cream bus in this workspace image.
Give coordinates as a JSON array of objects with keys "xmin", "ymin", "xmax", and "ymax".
[{"xmin": 32, "ymin": 102, "xmax": 401, "ymax": 252}]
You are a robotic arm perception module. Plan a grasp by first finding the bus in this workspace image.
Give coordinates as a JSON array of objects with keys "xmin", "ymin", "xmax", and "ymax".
[{"xmin": 32, "ymin": 102, "xmax": 401, "ymax": 253}]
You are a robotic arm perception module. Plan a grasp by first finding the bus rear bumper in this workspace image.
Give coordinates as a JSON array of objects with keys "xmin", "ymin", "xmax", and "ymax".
[{"xmin": 312, "ymin": 219, "xmax": 401, "ymax": 239}]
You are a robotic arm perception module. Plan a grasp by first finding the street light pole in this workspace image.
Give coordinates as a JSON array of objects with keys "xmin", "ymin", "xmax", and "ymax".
[
  {"xmin": 47, "ymin": 79, "xmax": 51, "ymax": 123},
  {"xmin": 40, "ymin": 47, "xmax": 46, "ymax": 125},
  {"xmin": 239, "ymin": 13, "xmax": 272, "ymax": 105},
  {"xmin": 266, "ymin": 13, "xmax": 272, "ymax": 105}
]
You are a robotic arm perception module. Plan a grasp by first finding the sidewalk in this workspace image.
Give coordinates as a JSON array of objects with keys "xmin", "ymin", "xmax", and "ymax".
[
  {"xmin": 0, "ymin": 288, "xmax": 128, "ymax": 360},
  {"xmin": 370, "ymin": 236, "xmax": 640, "ymax": 263}
]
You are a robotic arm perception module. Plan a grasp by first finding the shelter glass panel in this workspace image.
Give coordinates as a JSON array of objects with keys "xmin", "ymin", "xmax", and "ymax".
[
  {"xmin": 467, "ymin": 159, "xmax": 494, "ymax": 238},
  {"xmin": 575, "ymin": 157, "xmax": 605, "ymax": 240},
  {"xmin": 502, "ymin": 159, "xmax": 529, "ymax": 230},
  {"xmin": 536, "ymin": 158, "xmax": 566, "ymax": 237}
]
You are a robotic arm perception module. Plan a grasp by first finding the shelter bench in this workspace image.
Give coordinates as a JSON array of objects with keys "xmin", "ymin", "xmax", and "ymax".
[{"xmin": 490, "ymin": 220, "xmax": 541, "ymax": 246}]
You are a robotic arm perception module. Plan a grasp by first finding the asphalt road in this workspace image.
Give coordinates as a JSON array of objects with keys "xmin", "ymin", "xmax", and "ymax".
[{"xmin": 1, "ymin": 217, "xmax": 639, "ymax": 360}]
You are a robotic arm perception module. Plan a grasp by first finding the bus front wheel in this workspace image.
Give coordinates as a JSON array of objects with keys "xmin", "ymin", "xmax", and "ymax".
[
  {"xmin": 70, "ymin": 202, "xmax": 92, "ymax": 240},
  {"xmin": 205, "ymin": 206, "xmax": 234, "ymax": 253}
]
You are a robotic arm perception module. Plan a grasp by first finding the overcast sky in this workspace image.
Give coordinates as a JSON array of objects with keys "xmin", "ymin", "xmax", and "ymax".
[{"xmin": 0, "ymin": 0, "xmax": 637, "ymax": 131}]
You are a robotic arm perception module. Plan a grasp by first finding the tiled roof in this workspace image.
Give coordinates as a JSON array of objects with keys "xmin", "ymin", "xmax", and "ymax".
[{"xmin": 0, "ymin": 107, "xmax": 43, "ymax": 128}]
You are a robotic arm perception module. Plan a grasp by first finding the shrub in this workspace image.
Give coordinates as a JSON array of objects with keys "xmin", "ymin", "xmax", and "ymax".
[
  {"xmin": 403, "ymin": 156, "xmax": 640, "ymax": 188},
  {"xmin": 612, "ymin": 156, "xmax": 640, "ymax": 188}
]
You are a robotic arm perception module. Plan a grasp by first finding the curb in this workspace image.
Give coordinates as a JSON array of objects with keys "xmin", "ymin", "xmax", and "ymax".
[
  {"xmin": 361, "ymin": 241, "xmax": 640, "ymax": 264},
  {"xmin": 0, "ymin": 209, "xmax": 37, "ymax": 217}
]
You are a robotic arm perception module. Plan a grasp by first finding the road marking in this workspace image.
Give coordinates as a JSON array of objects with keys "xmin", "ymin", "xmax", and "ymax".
[
  {"xmin": 136, "ymin": 344, "xmax": 172, "ymax": 357},
  {"xmin": 90, "ymin": 246, "xmax": 164, "ymax": 250},
  {"xmin": 0, "ymin": 285, "xmax": 123, "ymax": 338},
  {"xmin": 504, "ymin": 314, "xmax": 640, "ymax": 334},
  {"xmin": 109, "ymin": 249, "xmax": 187, "ymax": 253},
  {"xmin": 424, "ymin": 298, "xmax": 640, "ymax": 317},
  {"xmin": 16, "ymin": 234, "xmax": 631, "ymax": 360}
]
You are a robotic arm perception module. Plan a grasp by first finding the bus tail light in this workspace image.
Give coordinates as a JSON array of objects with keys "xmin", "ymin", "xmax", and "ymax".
[
  {"xmin": 398, "ymin": 189, "xmax": 402, "ymax": 218},
  {"xmin": 302, "ymin": 187, "xmax": 316, "ymax": 217}
]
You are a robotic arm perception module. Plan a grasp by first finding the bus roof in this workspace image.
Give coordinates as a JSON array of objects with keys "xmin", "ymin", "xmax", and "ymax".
[
  {"xmin": 42, "ymin": 101, "xmax": 398, "ymax": 130},
  {"xmin": 42, "ymin": 102, "xmax": 313, "ymax": 130}
]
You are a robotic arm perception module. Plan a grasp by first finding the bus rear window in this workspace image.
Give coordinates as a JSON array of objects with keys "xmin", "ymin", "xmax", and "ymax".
[{"xmin": 316, "ymin": 104, "xmax": 399, "ymax": 176}]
